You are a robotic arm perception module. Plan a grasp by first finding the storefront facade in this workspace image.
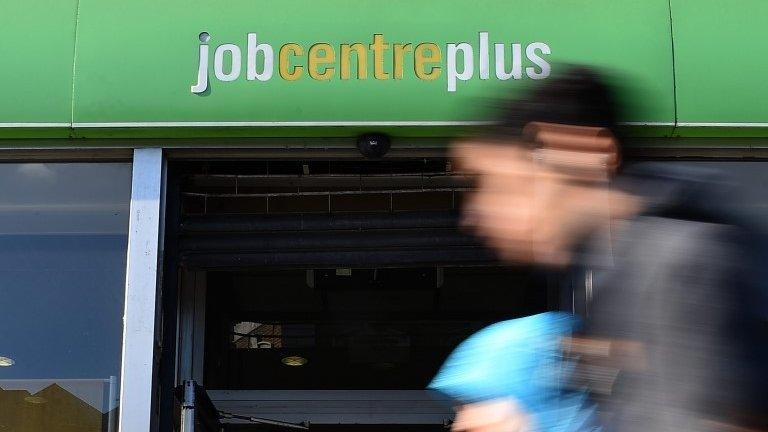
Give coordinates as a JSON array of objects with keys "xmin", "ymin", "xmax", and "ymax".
[{"xmin": 2, "ymin": 1, "xmax": 768, "ymax": 431}]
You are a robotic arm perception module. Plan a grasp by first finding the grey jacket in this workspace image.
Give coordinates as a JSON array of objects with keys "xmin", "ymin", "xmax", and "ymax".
[{"xmin": 575, "ymin": 164, "xmax": 768, "ymax": 431}]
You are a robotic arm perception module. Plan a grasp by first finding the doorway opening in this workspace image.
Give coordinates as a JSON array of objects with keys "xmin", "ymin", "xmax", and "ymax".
[{"xmin": 165, "ymin": 158, "xmax": 558, "ymax": 431}]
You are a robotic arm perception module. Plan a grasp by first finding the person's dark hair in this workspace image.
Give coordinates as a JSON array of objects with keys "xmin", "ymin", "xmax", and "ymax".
[{"xmin": 493, "ymin": 66, "xmax": 620, "ymax": 140}]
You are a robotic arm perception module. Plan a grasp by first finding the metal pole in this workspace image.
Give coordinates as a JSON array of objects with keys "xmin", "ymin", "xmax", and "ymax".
[
  {"xmin": 118, "ymin": 148, "xmax": 164, "ymax": 432},
  {"xmin": 181, "ymin": 381, "xmax": 196, "ymax": 432},
  {"xmin": 107, "ymin": 375, "xmax": 118, "ymax": 432}
]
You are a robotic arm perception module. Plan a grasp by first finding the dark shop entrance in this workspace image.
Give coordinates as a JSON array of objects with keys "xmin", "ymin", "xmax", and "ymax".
[{"xmin": 160, "ymin": 156, "xmax": 559, "ymax": 432}]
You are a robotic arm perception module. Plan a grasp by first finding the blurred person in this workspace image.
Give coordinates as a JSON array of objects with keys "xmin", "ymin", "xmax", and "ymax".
[
  {"xmin": 431, "ymin": 311, "xmax": 601, "ymax": 432},
  {"xmin": 430, "ymin": 67, "xmax": 768, "ymax": 432}
]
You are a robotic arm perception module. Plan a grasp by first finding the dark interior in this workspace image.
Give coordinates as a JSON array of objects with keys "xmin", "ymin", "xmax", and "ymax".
[
  {"xmin": 168, "ymin": 158, "xmax": 559, "ymax": 430},
  {"xmin": 176, "ymin": 158, "xmax": 493, "ymax": 269},
  {"xmin": 203, "ymin": 266, "xmax": 551, "ymax": 390}
]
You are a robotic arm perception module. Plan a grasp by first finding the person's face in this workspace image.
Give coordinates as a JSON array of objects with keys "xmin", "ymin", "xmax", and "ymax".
[{"xmin": 452, "ymin": 123, "xmax": 625, "ymax": 266}]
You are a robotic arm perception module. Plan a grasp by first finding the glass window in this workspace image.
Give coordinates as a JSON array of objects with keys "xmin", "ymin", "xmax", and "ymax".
[{"xmin": 0, "ymin": 163, "xmax": 131, "ymax": 432}]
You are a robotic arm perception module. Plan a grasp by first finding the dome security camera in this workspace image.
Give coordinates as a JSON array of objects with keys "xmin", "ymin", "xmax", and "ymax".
[{"xmin": 357, "ymin": 134, "xmax": 391, "ymax": 159}]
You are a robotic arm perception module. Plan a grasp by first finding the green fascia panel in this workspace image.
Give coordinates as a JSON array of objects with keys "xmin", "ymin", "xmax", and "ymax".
[
  {"xmin": 674, "ymin": 126, "xmax": 768, "ymax": 139},
  {"xmin": 0, "ymin": 0, "xmax": 78, "ymax": 126},
  {"xmin": 620, "ymin": 124, "xmax": 675, "ymax": 138},
  {"xmin": 0, "ymin": 128, "xmax": 72, "ymax": 140},
  {"xmin": 671, "ymin": 0, "xmax": 768, "ymax": 132},
  {"xmin": 71, "ymin": 0, "xmax": 675, "ymax": 132},
  {"xmin": 68, "ymin": 126, "xmax": 472, "ymax": 140}
]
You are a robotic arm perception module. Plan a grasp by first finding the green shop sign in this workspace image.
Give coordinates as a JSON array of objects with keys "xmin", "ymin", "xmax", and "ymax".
[
  {"xmin": 71, "ymin": 0, "xmax": 673, "ymax": 130},
  {"xmin": 190, "ymin": 32, "xmax": 551, "ymax": 94},
  {"xmin": 6, "ymin": 0, "xmax": 766, "ymax": 139}
]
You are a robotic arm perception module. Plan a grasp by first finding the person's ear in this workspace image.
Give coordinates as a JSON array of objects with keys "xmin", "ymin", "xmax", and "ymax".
[{"xmin": 523, "ymin": 122, "xmax": 620, "ymax": 177}]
